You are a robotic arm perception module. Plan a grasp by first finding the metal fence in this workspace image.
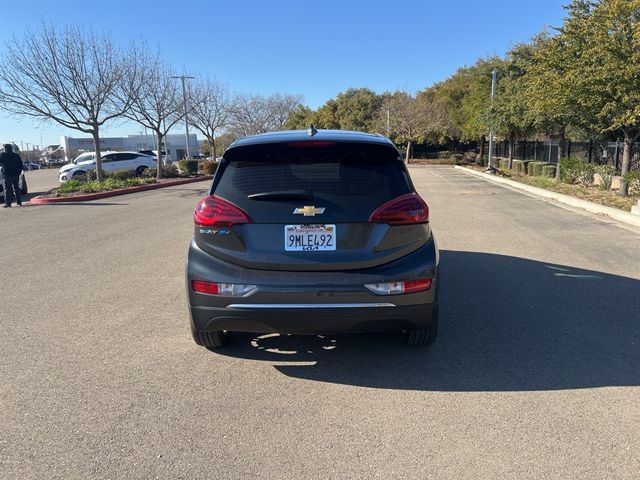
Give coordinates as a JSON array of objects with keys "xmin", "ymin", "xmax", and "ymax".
[{"xmin": 493, "ymin": 140, "xmax": 640, "ymax": 171}]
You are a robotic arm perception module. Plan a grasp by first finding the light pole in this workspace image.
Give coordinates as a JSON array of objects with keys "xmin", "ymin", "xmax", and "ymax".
[
  {"xmin": 486, "ymin": 70, "xmax": 497, "ymax": 174},
  {"xmin": 171, "ymin": 75, "xmax": 195, "ymax": 158}
]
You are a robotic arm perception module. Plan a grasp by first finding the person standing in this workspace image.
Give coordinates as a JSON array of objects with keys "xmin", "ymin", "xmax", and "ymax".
[{"xmin": 0, "ymin": 143, "xmax": 23, "ymax": 207}]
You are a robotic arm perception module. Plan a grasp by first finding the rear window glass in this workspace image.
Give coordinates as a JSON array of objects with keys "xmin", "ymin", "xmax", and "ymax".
[{"xmin": 214, "ymin": 142, "xmax": 411, "ymax": 207}]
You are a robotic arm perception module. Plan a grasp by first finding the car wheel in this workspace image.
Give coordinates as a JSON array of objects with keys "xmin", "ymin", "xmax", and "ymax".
[
  {"xmin": 405, "ymin": 305, "xmax": 438, "ymax": 347},
  {"xmin": 20, "ymin": 178, "xmax": 28, "ymax": 195},
  {"xmin": 135, "ymin": 166, "xmax": 148, "ymax": 177},
  {"xmin": 72, "ymin": 171, "xmax": 86, "ymax": 181},
  {"xmin": 192, "ymin": 328, "xmax": 231, "ymax": 349}
]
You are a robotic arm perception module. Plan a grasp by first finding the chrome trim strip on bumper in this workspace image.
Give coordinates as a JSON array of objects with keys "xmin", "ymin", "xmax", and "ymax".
[{"xmin": 226, "ymin": 303, "xmax": 397, "ymax": 309}]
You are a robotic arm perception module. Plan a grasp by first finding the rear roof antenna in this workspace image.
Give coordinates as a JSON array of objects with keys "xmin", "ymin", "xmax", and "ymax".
[{"xmin": 307, "ymin": 124, "xmax": 318, "ymax": 137}]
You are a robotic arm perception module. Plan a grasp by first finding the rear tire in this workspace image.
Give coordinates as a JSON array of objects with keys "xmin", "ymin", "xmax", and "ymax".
[
  {"xmin": 135, "ymin": 166, "xmax": 148, "ymax": 177},
  {"xmin": 406, "ymin": 305, "xmax": 438, "ymax": 347},
  {"xmin": 192, "ymin": 328, "xmax": 231, "ymax": 349},
  {"xmin": 72, "ymin": 171, "xmax": 86, "ymax": 181}
]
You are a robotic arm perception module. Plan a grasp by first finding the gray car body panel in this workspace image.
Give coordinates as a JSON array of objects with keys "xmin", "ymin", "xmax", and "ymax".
[{"xmin": 186, "ymin": 129, "xmax": 439, "ymax": 339}]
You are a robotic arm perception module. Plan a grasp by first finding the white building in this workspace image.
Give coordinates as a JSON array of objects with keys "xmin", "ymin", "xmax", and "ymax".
[{"xmin": 60, "ymin": 133, "xmax": 200, "ymax": 162}]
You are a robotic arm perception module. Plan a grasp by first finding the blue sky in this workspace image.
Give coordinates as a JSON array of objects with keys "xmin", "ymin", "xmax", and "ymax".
[{"xmin": 0, "ymin": 0, "xmax": 566, "ymax": 149}]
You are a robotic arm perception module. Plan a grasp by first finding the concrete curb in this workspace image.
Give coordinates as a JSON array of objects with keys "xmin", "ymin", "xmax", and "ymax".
[
  {"xmin": 30, "ymin": 176, "xmax": 214, "ymax": 204},
  {"xmin": 454, "ymin": 165, "xmax": 640, "ymax": 229}
]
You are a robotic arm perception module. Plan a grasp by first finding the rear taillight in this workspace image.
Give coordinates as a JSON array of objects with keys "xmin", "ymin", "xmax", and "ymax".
[
  {"xmin": 191, "ymin": 281, "xmax": 256, "ymax": 297},
  {"xmin": 365, "ymin": 279, "xmax": 432, "ymax": 295},
  {"xmin": 194, "ymin": 195, "xmax": 251, "ymax": 227},
  {"xmin": 368, "ymin": 193, "xmax": 429, "ymax": 225}
]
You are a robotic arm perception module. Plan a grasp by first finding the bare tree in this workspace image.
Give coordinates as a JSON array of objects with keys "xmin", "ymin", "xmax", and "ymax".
[
  {"xmin": 229, "ymin": 93, "xmax": 303, "ymax": 137},
  {"xmin": 381, "ymin": 91, "xmax": 448, "ymax": 162},
  {"xmin": 189, "ymin": 79, "xmax": 232, "ymax": 161},
  {"xmin": 123, "ymin": 54, "xmax": 184, "ymax": 178},
  {"xmin": 0, "ymin": 25, "xmax": 140, "ymax": 181}
]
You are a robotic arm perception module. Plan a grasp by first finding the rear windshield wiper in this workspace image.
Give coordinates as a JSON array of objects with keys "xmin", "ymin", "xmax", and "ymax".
[{"xmin": 248, "ymin": 190, "xmax": 313, "ymax": 200}]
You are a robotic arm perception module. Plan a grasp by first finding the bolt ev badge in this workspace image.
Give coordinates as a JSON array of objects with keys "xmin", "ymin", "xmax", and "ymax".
[{"xmin": 294, "ymin": 206, "xmax": 325, "ymax": 216}]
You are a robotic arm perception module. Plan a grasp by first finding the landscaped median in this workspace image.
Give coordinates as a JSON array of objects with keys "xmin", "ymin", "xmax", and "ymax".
[
  {"xmin": 30, "ymin": 175, "xmax": 214, "ymax": 204},
  {"xmin": 454, "ymin": 165, "xmax": 640, "ymax": 229}
]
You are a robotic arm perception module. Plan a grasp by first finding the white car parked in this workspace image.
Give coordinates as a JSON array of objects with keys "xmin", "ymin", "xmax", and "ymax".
[{"xmin": 58, "ymin": 151, "xmax": 157, "ymax": 182}]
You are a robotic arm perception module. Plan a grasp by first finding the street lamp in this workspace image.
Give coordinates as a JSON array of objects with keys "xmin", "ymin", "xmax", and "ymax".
[
  {"xmin": 486, "ymin": 70, "xmax": 497, "ymax": 174},
  {"xmin": 171, "ymin": 75, "xmax": 195, "ymax": 158}
]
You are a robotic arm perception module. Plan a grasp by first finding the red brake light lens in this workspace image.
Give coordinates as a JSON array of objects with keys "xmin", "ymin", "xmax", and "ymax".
[
  {"xmin": 191, "ymin": 280, "xmax": 219, "ymax": 295},
  {"xmin": 368, "ymin": 193, "xmax": 429, "ymax": 225},
  {"xmin": 403, "ymin": 279, "xmax": 433, "ymax": 293},
  {"xmin": 194, "ymin": 195, "xmax": 251, "ymax": 227},
  {"xmin": 364, "ymin": 278, "xmax": 432, "ymax": 295}
]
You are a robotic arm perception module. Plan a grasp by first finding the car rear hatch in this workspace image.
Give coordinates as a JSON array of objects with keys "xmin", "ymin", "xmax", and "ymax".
[{"xmin": 194, "ymin": 140, "xmax": 430, "ymax": 271}]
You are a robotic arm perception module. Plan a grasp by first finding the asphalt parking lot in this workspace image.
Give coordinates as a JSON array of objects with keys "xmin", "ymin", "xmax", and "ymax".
[{"xmin": 1, "ymin": 166, "xmax": 639, "ymax": 479}]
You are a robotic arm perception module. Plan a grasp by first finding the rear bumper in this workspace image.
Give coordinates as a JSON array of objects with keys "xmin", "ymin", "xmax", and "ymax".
[
  {"xmin": 186, "ymin": 236, "xmax": 439, "ymax": 336},
  {"xmin": 189, "ymin": 302, "xmax": 437, "ymax": 335}
]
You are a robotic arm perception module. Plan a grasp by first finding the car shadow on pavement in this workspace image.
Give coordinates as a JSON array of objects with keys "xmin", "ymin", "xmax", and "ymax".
[{"xmin": 212, "ymin": 250, "xmax": 640, "ymax": 392}]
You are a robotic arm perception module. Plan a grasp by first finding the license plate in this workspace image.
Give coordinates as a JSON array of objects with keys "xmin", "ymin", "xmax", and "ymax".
[{"xmin": 285, "ymin": 224, "xmax": 336, "ymax": 251}]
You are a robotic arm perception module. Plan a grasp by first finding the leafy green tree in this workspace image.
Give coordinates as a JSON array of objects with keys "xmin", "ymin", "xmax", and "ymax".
[
  {"xmin": 526, "ymin": 28, "xmax": 584, "ymax": 180},
  {"xmin": 313, "ymin": 99, "xmax": 340, "ymax": 129},
  {"xmin": 284, "ymin": 105, "xmax": 314, "ymax": 130},
  {"xmin": 560, "ymin": 0, "xmax": 640, "ymax": 195},
  {"xmin": 424, "ymin": 57, "xmax": 503, "ymax": 163},
  {"xmin": 334, "ymin": 88, "xmax": 382, "ymax": 132},
  {"xmin": 491, "ymin": 45, "xmax": 536, "ymax": 168}
]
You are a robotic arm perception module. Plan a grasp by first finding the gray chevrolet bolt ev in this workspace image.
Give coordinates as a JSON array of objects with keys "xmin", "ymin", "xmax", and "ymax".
[{"xmin": 186, "ymin": 129, "xmax": 439, "ymax": 348}]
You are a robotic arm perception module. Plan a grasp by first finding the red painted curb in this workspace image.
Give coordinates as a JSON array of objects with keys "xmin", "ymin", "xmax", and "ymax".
[{"xmin": 30, "ymin": 176, "xmax": 214, "ymax": 204}]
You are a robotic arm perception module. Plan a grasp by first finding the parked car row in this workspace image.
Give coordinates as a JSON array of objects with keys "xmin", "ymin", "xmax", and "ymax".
[{"xmin": 58, "ymin": 151, "xmax": 158, "ymax": 182}]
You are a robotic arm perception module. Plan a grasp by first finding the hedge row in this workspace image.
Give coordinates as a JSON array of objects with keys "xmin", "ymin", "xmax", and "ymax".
[{"xmin": 501, "ymin": 158, "xmax": 556, "ymax": 178}]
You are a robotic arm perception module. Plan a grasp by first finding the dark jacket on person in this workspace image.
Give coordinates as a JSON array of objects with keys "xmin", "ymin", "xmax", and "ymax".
[{"xmin": 0, "ymin": 150, "xmax": 23, "ymax": 177}]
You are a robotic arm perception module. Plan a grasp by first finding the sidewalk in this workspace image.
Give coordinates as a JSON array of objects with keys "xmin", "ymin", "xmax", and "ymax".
[{"xmin": 454, "ymin": 165, "xmax": 640, "ymax": 229}]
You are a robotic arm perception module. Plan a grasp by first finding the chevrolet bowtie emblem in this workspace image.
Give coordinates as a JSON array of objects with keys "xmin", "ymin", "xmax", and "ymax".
[{"xmin": 294, "ymin": 206, "xmax": 325, "ymax": 216}]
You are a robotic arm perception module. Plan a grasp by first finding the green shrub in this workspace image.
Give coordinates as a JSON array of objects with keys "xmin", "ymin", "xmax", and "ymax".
[
  {"xmin": 512, "ymin": 160, "xmax": 524, "ymax": 174},
  {"xmin": 528, "ymin": 162, "xmax": 551, "ymax": 177},
  {"xmin": 625, "ymin": 170, "xmax": 640, "ymax": 195},
  {"xmin": 202, "ymin": 160, "xmax": 218, "ymax": 175},
  {"xmin": 595, "ymin": 165, "xmax": 616, "ymax": 191},
  {"xmin": 179, "ymin": 159, "xmax": 198, "ymax": 175},
  {"xmin": 559, "ymin": 157, "xmax": 582, "ymax": 184},
  {"xmin": 542, "ymin": 165, "xmax": 557, "ymax": 178},
  {"xmin": 146, "ymin": 163, "xmax": 180, "ymax": 178},
  {"xmin": 577, "ymin": 163, "xmax": 595, "ymax": 187},
  {"xmin": 526, "ymin": 162, "xmax": 536, "ymax": 176},
  {"xmin": 110, "ymin": 169, "xmax": 136, "ymax": 180},
  {"xmin": 57, "ymin": 177, "xmax": 155, "ymax": 195},
  {"xmin": 449, "ymin": 153, "xmax": 464, "ymax": 164}
]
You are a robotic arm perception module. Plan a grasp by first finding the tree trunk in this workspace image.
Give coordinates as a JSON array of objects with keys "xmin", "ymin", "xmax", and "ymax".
[
  {"xmin": 508, "ymin": 133, "xmax": 515, "ymax": 169},
  {"xmin": 156, "ymin": 132, "xmax": 164, "ymax": 179},
  {"xmin": 617, "ymin": 129, "xmax": 637, "ymax": 196},
  {"xmin": 405, "ymin": 141, "xmax": 412, "ymax": 164},
  {"xmin": 206, "ymin": 135, "xmax": 216, "ymax": 161},
  {"xmin": 92, "ymin": 128, "xmax": 103, "ymax": 182},
  {"xmin": 554, "ymin": 126, "xmax": 566, "ymax": 182},
  {"xmin": 478, "ymin": 136, "xmax": 485, "ymax": 165},
  {"xmin": 558, "ymin": 126, "xmax": 567, "ymax": 160}
]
